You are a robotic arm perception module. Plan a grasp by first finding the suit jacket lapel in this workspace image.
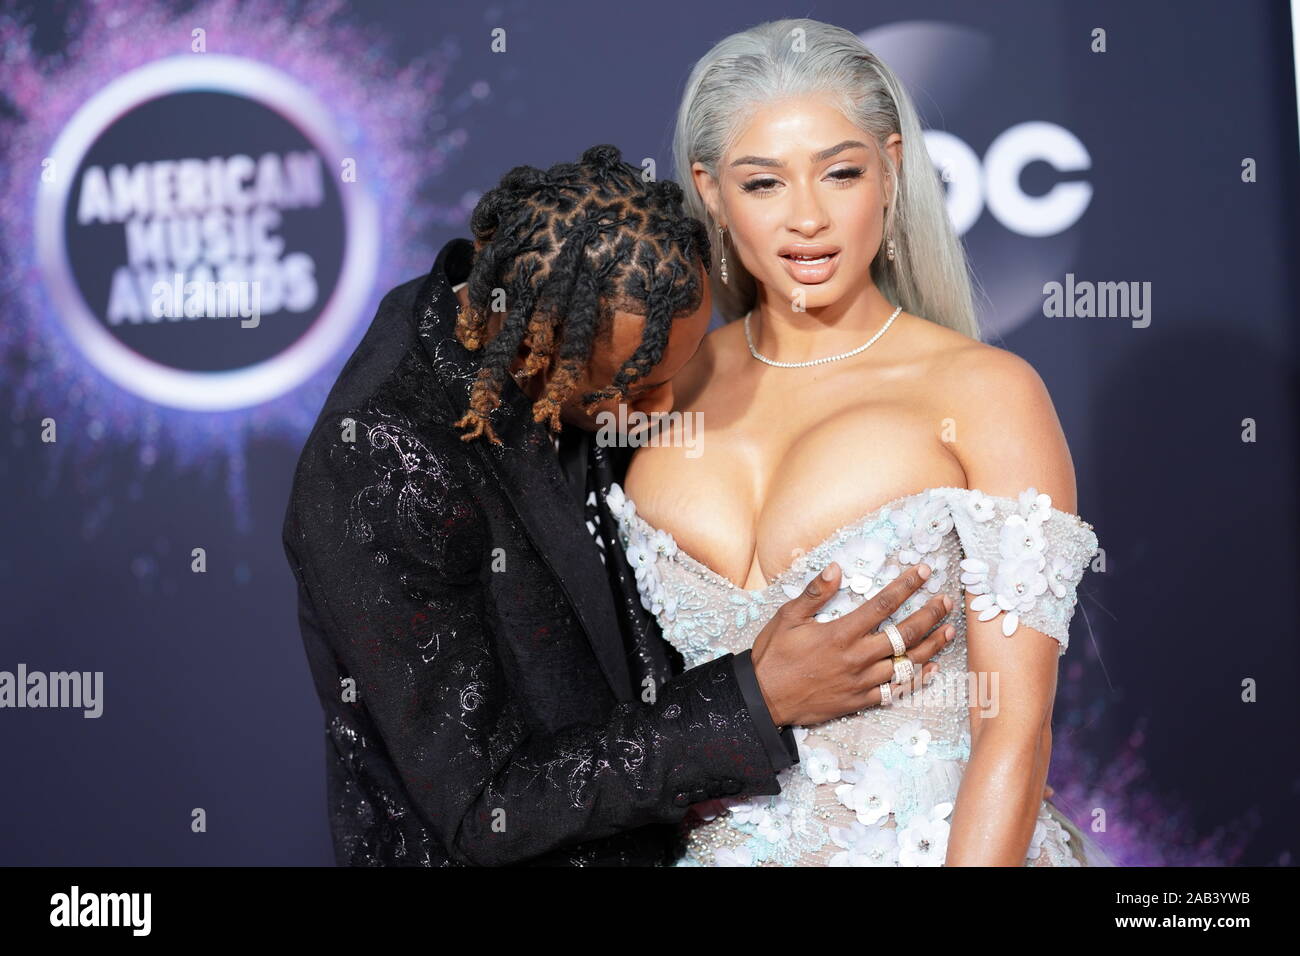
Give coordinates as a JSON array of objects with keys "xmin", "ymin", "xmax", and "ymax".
[
  {"xmin": 416, "ymin": 237, "xmax": 634, "ymax": 701},
  {"xmin": 589, "ymin": 441, "xmax": 679, "ymax": 686}
]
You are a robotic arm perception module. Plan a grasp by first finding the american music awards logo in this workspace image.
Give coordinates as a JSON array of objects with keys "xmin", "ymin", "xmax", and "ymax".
[{"xmin": 36, "ymin": 54, "xmax": 378, "ymax": 411}]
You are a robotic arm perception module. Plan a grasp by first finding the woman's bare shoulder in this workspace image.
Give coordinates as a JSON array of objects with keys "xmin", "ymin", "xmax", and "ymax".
[
  {"xmin": 910, "ymin": 318, "xmax": 1075, "ymax": 502},
  {"xmin": 893, "ymin": 314, "xmax": 1045, "ymax": 405},
  {"xmin": 937, "ymin": 333, "xmax": 1051, "ymax": 413}
]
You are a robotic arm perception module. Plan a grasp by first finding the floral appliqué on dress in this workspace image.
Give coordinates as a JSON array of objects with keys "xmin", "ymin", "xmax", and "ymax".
[{"xmin": 609, "ymin": 483, "xmax": 1103, "ymax": 867}]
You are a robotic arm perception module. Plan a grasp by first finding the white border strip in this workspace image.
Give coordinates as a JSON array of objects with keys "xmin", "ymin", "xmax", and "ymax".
[{"xmin": 1293, "ymin": 0, "xmax": 1300, "ymax": 156}]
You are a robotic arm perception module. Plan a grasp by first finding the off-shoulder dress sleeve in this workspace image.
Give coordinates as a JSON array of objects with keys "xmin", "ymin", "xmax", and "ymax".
[{"xmin": 939, "ymin": 487, "xmax": 1100, "ymax": 654}]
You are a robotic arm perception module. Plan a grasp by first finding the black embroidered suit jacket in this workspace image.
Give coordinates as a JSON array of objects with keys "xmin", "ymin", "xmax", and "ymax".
[{"xmin": 282, "ymin": 236, "xmax": 794, "ymax": 866}]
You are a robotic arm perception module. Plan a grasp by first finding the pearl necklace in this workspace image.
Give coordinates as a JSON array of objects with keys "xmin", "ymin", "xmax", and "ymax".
[{"xmin": 743, "ymin": 305, "xmax": 902, "ymax": 368}]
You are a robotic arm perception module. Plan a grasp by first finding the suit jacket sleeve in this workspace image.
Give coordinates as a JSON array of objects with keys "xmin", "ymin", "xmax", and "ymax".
[
  {"xmin": 285, "ymin": 407, "xmax": 786, "ymax": 866},
  {"xmin": 731, "ymin": 650, "xmax": 798, "ymax": 771}
]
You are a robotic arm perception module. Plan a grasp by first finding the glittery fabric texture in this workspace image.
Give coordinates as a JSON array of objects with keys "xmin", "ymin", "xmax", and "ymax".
[
  {"xmin": 282, "ymin": 237, "xmax": 786, "ymax": 866},
  {"xmin": 611, "ymin": 482, "xmax": 1113, "ymax": 867}
]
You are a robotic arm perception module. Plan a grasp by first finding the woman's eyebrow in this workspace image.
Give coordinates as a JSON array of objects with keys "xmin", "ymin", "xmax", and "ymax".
[{"xmin": 730, "ymin": 139, "xmax": 869, "ymax": 168}]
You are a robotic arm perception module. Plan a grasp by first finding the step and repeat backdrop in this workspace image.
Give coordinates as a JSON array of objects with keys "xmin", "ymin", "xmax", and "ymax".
[{"xmin": 1, "ymin": 0, "xmax": 1296, "ymax": 865}]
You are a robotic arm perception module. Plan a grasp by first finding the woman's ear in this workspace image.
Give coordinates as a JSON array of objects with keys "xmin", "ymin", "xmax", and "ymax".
[
  {"xmin": 882, "ymin": 133, "xmax": 903, "ymax": 199},
  {"xmin": 691, "ymin": 162, "xmax": 722, "ymax": 225}
]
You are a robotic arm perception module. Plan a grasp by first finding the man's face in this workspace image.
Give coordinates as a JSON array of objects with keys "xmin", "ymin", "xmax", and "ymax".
[
  {"xmin": 456, "ymin": 260, "xmax": 713, "ymax": 435},
  {"xmin": 559, "ymin": 264, "xmax": 712, "ymax": 433}
]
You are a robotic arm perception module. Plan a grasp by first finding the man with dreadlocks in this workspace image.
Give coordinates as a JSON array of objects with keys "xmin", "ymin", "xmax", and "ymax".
[
  {"xmin": 451, "ymin": 148, "xmax": 713, "ymax": 444},
  {"xmin": 282, "ymin": 145, "xmax": 942, "ymax": 866}
]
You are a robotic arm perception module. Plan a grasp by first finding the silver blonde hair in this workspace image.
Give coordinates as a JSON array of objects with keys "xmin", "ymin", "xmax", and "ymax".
[{"xmin": 672, "ymin": 17, "xmax": 981, "ymax": 340}]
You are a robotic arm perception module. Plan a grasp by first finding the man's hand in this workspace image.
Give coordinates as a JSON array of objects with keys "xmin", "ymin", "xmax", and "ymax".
[{"xmin": 751, "ymin": 562, "xmax": 953, "ymax": 728}]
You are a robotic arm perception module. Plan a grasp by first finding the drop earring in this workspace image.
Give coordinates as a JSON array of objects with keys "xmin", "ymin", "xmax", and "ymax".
[
  {"xmin": 718, "ymin": 224, "xmax": 728, "ymax": 285},
  {"xmin": 883, "ymin": 197, "xmax": 898, "ymax": 263}
]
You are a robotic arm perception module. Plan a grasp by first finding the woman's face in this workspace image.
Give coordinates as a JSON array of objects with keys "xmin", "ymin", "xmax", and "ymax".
[{"xmin": 693, "ymin": 95, "xmax": 901, "ymax": 312}]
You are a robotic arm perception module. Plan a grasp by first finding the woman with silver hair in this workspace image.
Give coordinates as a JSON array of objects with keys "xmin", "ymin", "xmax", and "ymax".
[{"xmin": 612, "ymin": 17, "xmax": 1111, "ymax": 867}]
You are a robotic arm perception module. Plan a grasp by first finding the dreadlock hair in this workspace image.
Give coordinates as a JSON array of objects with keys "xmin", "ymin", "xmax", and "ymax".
[{"xmin": 452, "ymin": 144, "xmax": 711, "ymax": 445}]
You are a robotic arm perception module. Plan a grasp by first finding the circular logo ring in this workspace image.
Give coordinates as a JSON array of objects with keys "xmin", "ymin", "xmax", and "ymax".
[{"xmin": 36, "ymin": 54, "xmax": 379, "ymax": 411}]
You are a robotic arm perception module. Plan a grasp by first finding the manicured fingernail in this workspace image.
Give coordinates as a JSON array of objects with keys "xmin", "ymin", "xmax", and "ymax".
[
  {"xmin": 918, "ymin": 563, "xmax": 931, "ymax": 580},
  {"xmin": 821, "ymin": 561, "xmax": 838, "ymax": 581},
  {"xmin": 945, "ymin": 625, "xmax": 956, "ymax": 641},
  {"xmin": 943, "ymin": 595, "xmax": 953, "ymax": 612}
]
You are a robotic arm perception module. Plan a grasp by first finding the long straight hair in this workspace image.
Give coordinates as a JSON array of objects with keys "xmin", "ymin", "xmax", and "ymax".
[{"xmin": 672, "ymin": 17, "xmax": 981, "ymax": 340}]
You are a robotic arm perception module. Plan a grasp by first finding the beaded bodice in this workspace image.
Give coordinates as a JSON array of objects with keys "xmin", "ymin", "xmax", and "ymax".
[{"xmin": 610, "ymin": 483, "xmax": 1104, "ymax": 867}]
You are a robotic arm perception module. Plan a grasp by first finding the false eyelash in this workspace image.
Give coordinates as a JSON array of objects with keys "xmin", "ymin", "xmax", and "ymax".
[{"xmin": 740, "ymin": 167, "xmax": 865, "ymax": 194}]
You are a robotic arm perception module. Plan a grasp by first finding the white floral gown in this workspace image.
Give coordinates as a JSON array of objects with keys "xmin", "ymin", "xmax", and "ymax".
[{"xmin": 609, "ymin": 482, "xmax": 1112, "ymax": 867}]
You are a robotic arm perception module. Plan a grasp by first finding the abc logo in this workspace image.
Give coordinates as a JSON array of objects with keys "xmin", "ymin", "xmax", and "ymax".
[{"xmin": 927, "ymin": 122, "xmax": 1092, "ymax": 239}]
